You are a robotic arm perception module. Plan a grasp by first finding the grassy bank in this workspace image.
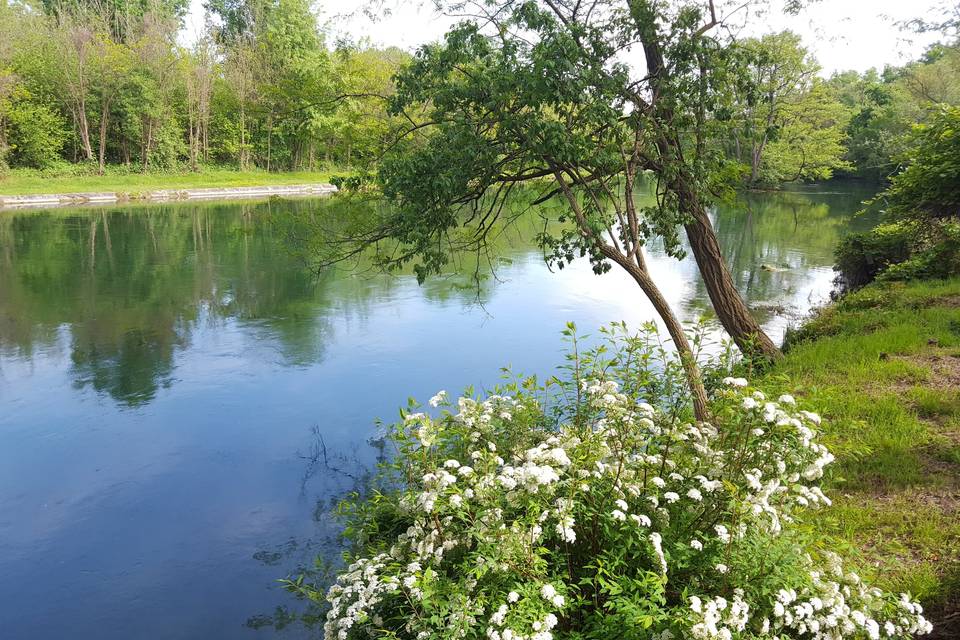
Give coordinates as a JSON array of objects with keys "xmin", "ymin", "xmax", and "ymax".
[
  {"xmin": 0, "ymin": 168, "xmax": 338, "ymax": 196},
  {"xmin": 763, "ymin": 278, "xmax": 960, "ymax": 635}
]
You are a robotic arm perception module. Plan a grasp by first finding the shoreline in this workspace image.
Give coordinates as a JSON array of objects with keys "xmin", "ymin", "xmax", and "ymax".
[{"xmin": 0, "ymin": 183, "xmax": 338, "ymax": 210}]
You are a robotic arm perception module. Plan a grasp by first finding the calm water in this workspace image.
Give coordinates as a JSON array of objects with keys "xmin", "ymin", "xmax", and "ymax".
[{"xmin": 0, "ymin": 186, "xmax": 874, "ymax": 639}]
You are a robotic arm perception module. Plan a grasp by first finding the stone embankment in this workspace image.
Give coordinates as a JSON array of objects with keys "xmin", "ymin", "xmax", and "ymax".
[{"xmin": 0, "ymin": 183, "xmax": 338, "ymax": 210}]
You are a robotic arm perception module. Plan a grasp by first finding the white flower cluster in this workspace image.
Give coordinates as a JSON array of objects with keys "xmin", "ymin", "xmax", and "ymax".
[
  {"xmin": 320, "ymin": 377, "xmax": 933, "ymax": 640},
  {"xmin": 689, "ymin": 563, "xmax": 934, "ymax": 640},
  {"xmin": 760, "ymin": 555, "xmax": 933, "ymax": 640},
  {"xmin": 324, "ymin": 554, "xmax": 396, "ymax": 640},
  {"xmin": 689, "ymin": 591, "xmax": 750, "ymax": 640}
]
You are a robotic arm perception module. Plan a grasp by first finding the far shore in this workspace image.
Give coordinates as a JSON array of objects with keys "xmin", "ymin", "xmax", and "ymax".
[
  {"xmin": 0, "ymin": 168, "xmax": 341, "ymax": 196},
  {"xmin": 0, "ymin": 182, "xmax": 338, "ymax": 210}
]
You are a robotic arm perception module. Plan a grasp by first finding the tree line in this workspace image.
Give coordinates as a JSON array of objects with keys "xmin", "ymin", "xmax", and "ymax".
[
  {"xmin": 0, "ymin": 0, "xmax": 406, "ymax": 174},
  {"xmin": 1, "ymin": 0, "xmax": 958, "ymax": 185}
]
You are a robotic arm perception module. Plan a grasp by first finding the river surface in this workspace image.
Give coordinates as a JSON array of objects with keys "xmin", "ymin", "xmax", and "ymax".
[{"xmin": 0, "ymin": 185, "xmax": 874, "ymax": 639}]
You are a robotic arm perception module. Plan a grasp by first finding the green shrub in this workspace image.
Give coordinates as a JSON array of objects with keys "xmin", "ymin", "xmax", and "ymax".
[
  {"xmin": 288, "ymin": 325, "xmax": 933, "ymax": 640},
  {"xmin": 6, "ymin": 100, "xmax": 67, "ymax": 169},
  {"xmin": 835, "ymin": 224, "xmax": 911, "ymax": 290},
  {"xmin": 878, "ymin": 220, "xmax": 960, "ymax": 283},
  {"xmin": 836, "ymin": 106, "xmax": 960, "ymax": 289}
]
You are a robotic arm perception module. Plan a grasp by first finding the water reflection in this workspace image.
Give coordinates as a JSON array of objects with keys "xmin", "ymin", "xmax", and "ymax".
[
  {"xmin": 0, "ymin": 186, "xmax": 875, "ymax": 409},
  {"xmin": 0, "ymin": 201, "xmax": 335, "ymax": 406},
  {"xmin": 0, "ymin": 184, "xmax": 875, "ymax": 639}
]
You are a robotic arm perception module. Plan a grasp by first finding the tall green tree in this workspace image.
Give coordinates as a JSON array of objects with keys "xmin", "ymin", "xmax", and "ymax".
[
  {"xmin": 40, "ymin": 0, "xmax": 189, "ymax": 41},
  {"xmin": 320, "ymin": 0, "xmax": 815, "ymax": 418},
  {"xmin": 826, "ymin": 70, "xmax": 909, "ymax": 180},
  {"xmin": 184, "ymin": 34, "xmax": 216, "ymax": 168},
  {"xmin": 734, "ymin": 32, "xmax": 816, "ymax": 184},
  {"xmin": 756, "ymin": 80, "xmax": 851, "ymax": 183},
  {"xmin": 125, "ymin": 11, "xmax": 183, "ymax": 169},
  {"xmin": 730, "ymin": 31, "xmax": 848, "ymax": 185}
]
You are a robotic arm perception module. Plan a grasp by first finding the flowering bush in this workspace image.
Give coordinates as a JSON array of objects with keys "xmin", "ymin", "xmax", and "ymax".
[{"xmin": 291, "ymin": 324, "xmax": 933, "ymax": 640}]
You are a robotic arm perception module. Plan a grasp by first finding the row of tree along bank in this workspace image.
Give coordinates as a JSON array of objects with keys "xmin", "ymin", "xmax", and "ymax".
[
  {"xmin": 1, "ymin": 0, "xmax": 958, "ymax": 187},
  {"xmin": 0, "ymin": 0, "xmax": 407, "ymax": 176}
]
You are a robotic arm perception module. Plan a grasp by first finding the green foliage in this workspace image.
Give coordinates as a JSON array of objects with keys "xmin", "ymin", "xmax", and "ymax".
[
  {"xmin": 729, "ymin": 31, "xmax": 852, "ymax": 186},
  {"xmin": 0, "ymin": 68, "xmax": 15, "ymax": 170},
  {"xmin": 826, "ymin": 72, "xmax": 912, "ymax": 181},
  {"xmin": 834, "ymin": 224, "xmax": 912, "ymax": 290},
  {"xmin": 835, "ymin": 106, "xmax": 960, "ymax": 288},
  {"xmin": 827, "ymin": 43, "xmax": 960, "ymax": 182},
  {"xmin": 0, "ymin": 0, "xmax": 954, "ymax": 189},
  {"xmin": 756, "ymin": 81, "xmax": 852, "ymax": 183},
  {"xmin": 39, "ymin": 0, "xmax": 189, "ymax": 41},
  {"xmin": 0, "ymin": 0, "xmax": 404, "ymax": 174},
  {"xmin": 5, "ymin": 97, "xmax": 68, "ymax": 169},
  {"xmin": 345, "ymin": 2, "xmax": 761, "ymax": 279},
  {"xmin": 879, "ymin": 105, "xmax": 960, "ymax": 222}
]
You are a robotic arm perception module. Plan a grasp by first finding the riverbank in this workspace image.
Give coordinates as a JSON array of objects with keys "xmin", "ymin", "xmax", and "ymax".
[
  {"xmin": 0, "ymin": 183, "xmax": 337, "ymax": 210},
  {"xmin": 0, "ymin": 168, "xmax": 338, "ymax": 197},
  {"xmin": 764, "ymin": 278, "xmax": 960, "ymax": 636}
]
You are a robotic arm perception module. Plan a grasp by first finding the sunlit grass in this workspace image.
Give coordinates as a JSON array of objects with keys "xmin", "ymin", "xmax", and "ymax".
[
  {"xmin": 765, "ymin": 278, "xmax": 960, "ymax": 617},
  {"xmin": 0, "ymin": 167, "xmax": 340, "ymax": 195}
]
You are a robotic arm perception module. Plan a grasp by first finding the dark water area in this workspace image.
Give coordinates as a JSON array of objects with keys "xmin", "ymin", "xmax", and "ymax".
[{"xmin": 0, "ymin": 184, "xmax": 875, "ymax": 639}]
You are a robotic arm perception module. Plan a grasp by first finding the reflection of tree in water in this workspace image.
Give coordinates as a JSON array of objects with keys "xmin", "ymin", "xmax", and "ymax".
[
  {"xmin": 268, "ymin": 194, "xmax": 559, "ymax": 310},
  {"xmin": 0, "ymin": 200, "xmax": 349, "ymax": 407},
  {"xmin": 679, "ymin": 184, "xmax": 878, "ymax": 321},
  {"xmin": 70, "ymin": 326, "xmax": 182, "ymax": 406},
  {"xmin": 245, "ymin": 426, "xmax": 387, "ymax": 635},
  {"xmin": 273, "ymin": 183, "xmax": 878, "ymax": 330},
  {"xmin": 0, "ymin": 185, "xmax": 878, "ymax": 407}
]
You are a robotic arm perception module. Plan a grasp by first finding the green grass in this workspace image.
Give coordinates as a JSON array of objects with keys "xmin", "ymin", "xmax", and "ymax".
[
  {"xmin": 0, "ymin": 167, "xmax": 339, "ymax": 196},
  {"xmin": 764, "ymin": 278, "xmax": 960, "ymax": 624}
]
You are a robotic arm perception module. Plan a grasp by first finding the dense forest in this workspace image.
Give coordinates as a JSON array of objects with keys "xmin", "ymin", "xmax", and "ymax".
[
  {"xmin": 0, "ymin": 0, "xmax": 407, "ymax": 174},
  {"xmin": 0, "ymin": 0, "xmax": 958, "ymax": 185}
]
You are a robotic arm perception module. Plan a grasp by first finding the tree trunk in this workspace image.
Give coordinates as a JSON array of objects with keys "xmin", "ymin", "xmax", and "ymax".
[
  {"xmin": 142, "ymin": 119, "xmax": 153, "ymax": 172},
  {"xmin": 553, "ymin": 168, "xmax": 711, "ymax": 421},
  {"xmin": 750, "ymin": 144, "xmax": 762, "ymax": 184},
  {"xmin": 97, "ymin": 100, "xmax": 110, "ymax": 175},
  {"xmin": 615, "ymin": 253, "xmax": 711, "ymax": 421},
  {"xmin": 119, "ymin": 120, "xmax": 130, "ymax": 166},
  {"xmin": 683, "ymin": 200, "xmax": 781, "ymax": 361},
  {"xmin": 627, "ymin": 7, "xmax": 779, "ymax": 362},
  {"xmin": 266, "ymin": 113, "xmax": 273, "ymax": 172},
  {"xmin": 188, "ymin": 110, "xmax": 197, "ymax": 170},
  {"xmin": 239, "ymin": 106, "xmax": 248, "ymax": 170},
  {"xmin": 76, "ymin": 101, "xmax": 94, "ymax": 161}
]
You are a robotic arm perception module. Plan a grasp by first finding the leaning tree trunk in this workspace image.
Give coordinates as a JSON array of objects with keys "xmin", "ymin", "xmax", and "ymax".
[
  {"xmin": 613, "ymin": 252, "xmax": 711, "ymax": 421},
  {"xmin": 553, "ymin": 168, "xmax": 712, "ymax": 421},
  {"xmin": 630, "ymin": 9, "xmax": 782, "ymax": 363},
  {"xmin": 683, "ymin": 200, "xmax": 781, "ymax": 361}
]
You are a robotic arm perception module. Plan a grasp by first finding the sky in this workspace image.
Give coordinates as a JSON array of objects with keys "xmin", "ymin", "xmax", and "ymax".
[{"xmin": 182, "ymin": 0, "xmax": 948, "ymax": 76}]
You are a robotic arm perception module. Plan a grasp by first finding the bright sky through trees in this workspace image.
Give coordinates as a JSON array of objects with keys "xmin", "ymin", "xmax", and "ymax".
[{"xmin": 181, "ymin": 0, "xmax": 946, "ymax": 76}]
